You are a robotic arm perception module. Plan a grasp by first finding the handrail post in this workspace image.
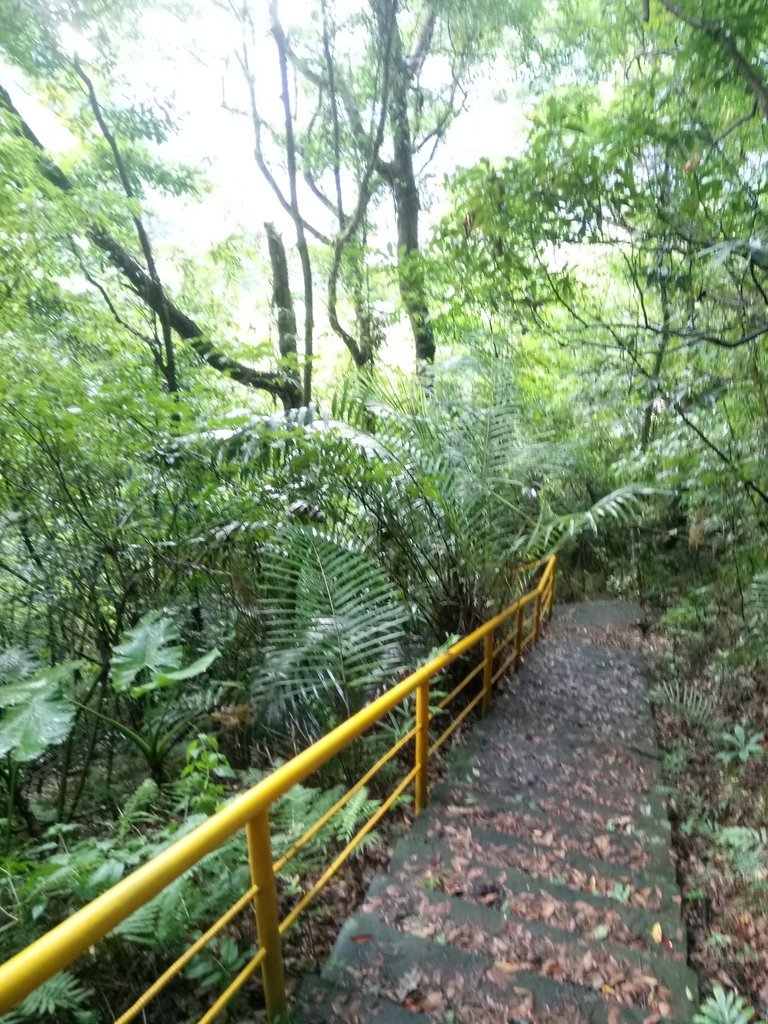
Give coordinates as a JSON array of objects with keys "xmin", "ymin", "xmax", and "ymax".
[
  {"xmin": 246, "ymin": 811, "xmax": 286, "ymax": 1019},
  {"xmin": 415, "ymin": 678, "xmax": 430, "ymax": 814},
  {"xmin": 482, "ymin": 630, "xmax": 493, "ymax": 716},
  {"xmin": 514, "ymin": 604, "xmax": 524, "ymax": 669},
  {"xmin": 533, "ymin": 589, "xmax": 543, "ymax": 643},
  {"xmin": 548, "ymin": 558, "xmax": 557, "ymax": 620}
]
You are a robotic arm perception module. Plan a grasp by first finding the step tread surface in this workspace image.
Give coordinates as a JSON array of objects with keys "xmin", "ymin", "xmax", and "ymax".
[{"xmin": 295, "ymin": 603, "xmax": 697, "ymax": 1023}]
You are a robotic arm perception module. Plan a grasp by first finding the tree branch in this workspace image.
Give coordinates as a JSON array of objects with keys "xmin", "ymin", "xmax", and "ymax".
[
  {"xmin": 406, "ymin": 9, "xmax": 437, "ymax": 81},
  {"xmin": 74, "ymin": 59, "xmax": 178, "ymax": 392},
  {"xmin": 0, "ymin": 82, "xmax": 301, "ymax": 408},
  {"xmin": 269, "ymin": 0, "xmax": 315, "ymax": 405},
  {"xmin": 238, "ymin": 44, "xmax": 330, "ymax": 247},
  {"xmin": 658, "ymin": 0, "xmax": 768, "ymax": 119}
]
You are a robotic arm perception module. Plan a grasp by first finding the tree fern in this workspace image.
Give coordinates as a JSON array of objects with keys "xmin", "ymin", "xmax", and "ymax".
[
  {"xmin": 355, "ymin": 361, "xmax": 647, "ymax": 637},
  {"xmin": 530, "ymin": 485, "xmax": 651, "ymax": 555},
  {"xmin": 3, "ymin": 971, "xmax": 91, "ymax": 1023},
  {"xmin": 251, "ymin": 524, "xmax": 408, "ymax": 728},
  {"xmin": 258, "ymin": 777, "xmax": 382, "ymax": 871}
]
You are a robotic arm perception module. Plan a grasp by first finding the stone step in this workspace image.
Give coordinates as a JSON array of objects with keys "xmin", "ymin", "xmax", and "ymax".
[
  {"xmin": 452, "ymin": 762, "xmax": 669, "ymax": 819},
  {"xmin": 461, "ymin": 710, "xmax": 660, "ymax": 760},
  {"xmin": 485, "ymin": 712, "xmax": 656, "ymax": 751},
  {"xmin": 455, "ymin": 713, "xmax": 660, "ymax": 763},
  {"xmin": 408, "ymin": 811, "xmax": 680, "ymax": 914},
  {"xmin": 447, "ymin": 731, "xmax": 662, "ymax": 799},
  {"xmin": 552, "ymin": 601, "xmax": 646, "ymax": 630},
  {"xmin": 361, "ymin": 874, "xmax": 697, "ymax": 1020},
  {"xmin": 293, "ymin": 603, "xmax": 696, "ymax": 1022},
  {"xmin": 431, "ymin": 778, "xmax": 672, "ymax": 842},
  {"xmin": 416, "ymin": 798, "xmax": 677, "ymax": 884},
  {"xmin": 389, "ymin": 839, "xmax": 687, "ymax": 951},
  {"xmin": 296, "ymin": 976, "xmax": 429, "ymax": 1024},
  {"xmin": 323, "ymin": 911, "xmax": 660, "ymax": 1023}
]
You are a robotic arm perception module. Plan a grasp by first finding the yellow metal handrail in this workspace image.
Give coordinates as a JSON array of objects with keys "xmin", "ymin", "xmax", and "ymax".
[{"xmin": 0, "ymin": 556, "xmax": 557, "ymax": 1021}]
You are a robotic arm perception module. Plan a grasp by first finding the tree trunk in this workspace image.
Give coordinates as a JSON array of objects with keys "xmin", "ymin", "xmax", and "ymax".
[
  {"xmin": 372, "ymin": 0, "xmax": 436, "ymax": 363},
  {"xmin": 390, "ymin": 167, "xmax": 435, "ymax": 363},
  {"xmin": 265, "ymin": 222, "xmax": 300, "ymax": 363},
  {"xmin": 640, "ymin": 272, "xmax": 671, "ymax": 450}
]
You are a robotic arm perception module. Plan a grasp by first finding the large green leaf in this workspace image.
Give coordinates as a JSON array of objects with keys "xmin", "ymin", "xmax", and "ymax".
[
  {"xmin": 112, "ymin": 612, "xmax": 220, "ymax": 697},
  {"xmin": 0, "ymin": 661, "xmax": 80, "ymax": 761},
  {"xmin": 0, "ymin": 694, "xmax": 75, "ymax": 762},
  {"xmin": 0, "ymin": 662, "xmax": 81, "ymax": 708},
  {"xmin": 154, "ymin": 648, "xmax": 221, "ymax": 687},
  {"xmin": 111, "ymin": 612, "xmax": 183, "ymax": 693}
]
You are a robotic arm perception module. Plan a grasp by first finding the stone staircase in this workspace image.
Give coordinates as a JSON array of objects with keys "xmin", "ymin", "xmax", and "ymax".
[{"xmin": 296, "ymin": 602, "xmax": 698, "ymax": 1023}]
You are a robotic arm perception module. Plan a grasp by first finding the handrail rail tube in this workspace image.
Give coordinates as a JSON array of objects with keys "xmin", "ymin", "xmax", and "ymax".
[{"xmin": 0, "ymin": 555, "xmax": 557, "ymax": 1018}]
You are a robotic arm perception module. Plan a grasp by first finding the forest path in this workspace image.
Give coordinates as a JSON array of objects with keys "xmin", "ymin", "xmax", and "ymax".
[{"xmin": 296, "ymin": 602, "xmax": 698, "ymax": 1023}]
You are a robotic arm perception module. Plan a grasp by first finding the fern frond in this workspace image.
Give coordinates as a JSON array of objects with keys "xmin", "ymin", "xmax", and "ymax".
[
  {"xmin": 528, "ymin": 484, "xmax": 651, "ymax": 555},
  {"xmin": 748, "ymin": 572, "xmax": 768, "ymax": 617},
  {"xmin": 112, "ymin": 877, "xmax": 188, "ymax": 947},
  {"xmin": 652, "ymin": 678, "xmax": 716, "ymax": 726},
  {"xmin": 7, "ymin": 971, "xmax": 90, "ymax": 1020},
  {"xmin": 252, "ymin": 525, "xmax": 408, "ymax": 722},
  {"xmin": 117, "ymin": 778, "xmax": 161, "ymax": 839},
  {"xmin": 0, "ymin": 647, "xmax": 39, "ymax": 682}
]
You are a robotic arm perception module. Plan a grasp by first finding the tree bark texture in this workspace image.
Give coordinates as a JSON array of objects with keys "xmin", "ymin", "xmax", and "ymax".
[{"xmin": 372, "ymin": 0, "xmax": 436, "ymax": 363}]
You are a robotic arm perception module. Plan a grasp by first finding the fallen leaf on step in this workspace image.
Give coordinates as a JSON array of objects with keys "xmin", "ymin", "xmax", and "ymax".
[
  {"xmin": 594, "ymin": 835, "xmax": 611, "ymax": 855},
  {"xmin": 651, "ymin": 921, "xmax": 663, "ymax": 944},
  {"xmin": 493, "ymin": 960, "xmax": 521, "ymax": 973},
  {"xmin": 540, "ymin": 898, "xmax": 557, "ymax": 920}
]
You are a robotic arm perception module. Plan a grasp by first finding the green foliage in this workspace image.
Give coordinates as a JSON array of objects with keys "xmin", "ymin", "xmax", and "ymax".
[
  {"xmin": 1, "ymin": 0, "xmax": 767, "ymax": 1015},
  {"xmin": 253, "ymin": 524, "xmax": 408, "ymax": 729},
  {"xmin": 693, "ymin": 986, "xmax": 762, "ymax": 1024},
  {"xmin": 717, "ymin": 726, "xmax": 765, "ymax": 771},
  {"xmin": 0, "ymin": 660, "xmax": 79, "ymax": 762},
  {"xmin": 715, "ymin": 827, "xmax": 768, "ymax": 882},
  {"xmin": 607, "ymin": 881, "xmax": 632, "ymax": 903},
  {"xmin": 116, "ymin": 779, "xmax": 162, "ymax": 840},
  {"xmin": 183, "ymin": 933, "xmax": 252, "ymax": 991},
  {"xmin": 333, "ymin": 361, "xmax": 647, "ymax": 643},
  {"xmin": 180, "ymin": 734, "xmax": 235, "ymax": 815},
  {"xmin": 72, "ymin": 615, "xmax": 223, "ymax": 780},
  {"xmin": 267, "ymin": 778, "xmax": 382, "ymax": 870},
  {"xmin": 2, "ymin": 971, "xmax": 93, "ymax": 1024},
  {"xmin": 111, "ymin": 613, "xmax": 220, "ymax": 698}
]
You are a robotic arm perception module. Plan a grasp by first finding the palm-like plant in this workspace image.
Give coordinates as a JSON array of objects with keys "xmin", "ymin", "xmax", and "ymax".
[
  {"xmin": 218, "ymin": 360, "xmax": 645, "ymax": 734},
  {"xmin": 251, "ymin": 524, "xmax": 408, "ymax": 742},
  {"xmin": 355, "ymin": 360, "xmax": 645, "ymax": 640}
]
